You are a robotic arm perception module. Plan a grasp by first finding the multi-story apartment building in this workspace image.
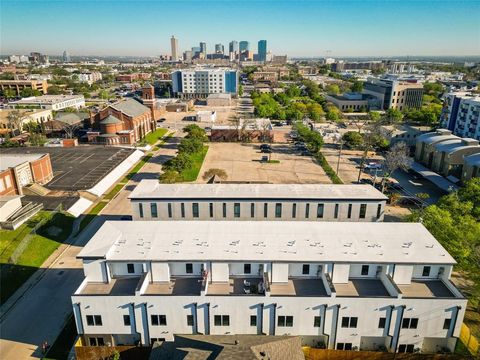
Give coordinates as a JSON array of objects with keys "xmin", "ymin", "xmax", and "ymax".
[
  {"xmin": 9, "ymin": 95, "xmax": 85, "ymax": 111},
  {"xmin": 363, "ymin": 78, "xmax": 424, "ymax": 111},
  {"xmin": 78, "ymin": 72, "xmax": 102, "ymax": 85},
  {"xmin": 440, "ymin": 92, "xmax": 480, "ymax": 141},
  {"xmin": 171, "ymin": 68, "xmax": 239, "ymax": 98},
  {"xmin": 72, "ymin": 221, "xmax": 466, "ymax": 353},
  {"xmin": 128, "ymin": 182, "xmax": 388, "ymax": 222}
]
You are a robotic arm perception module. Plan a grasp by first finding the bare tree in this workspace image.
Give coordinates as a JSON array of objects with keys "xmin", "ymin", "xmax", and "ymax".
[
  {"xmin": 61, "ymin": 122, "xmax": 81, "ymax": 139},
  {"xmin": 381, "ymin": 142, "xmax": 412, "ymax": 193},
  {"xmin": 6, "ymin": 110, "xmax": 25, "ymax": 136},
  {"xmin": 356, "ymin": 120, "xmax": 386, "ymax": 182},
  {"xmin": 202, "ymin": 168, "xmax": 228, "ymax": 182}
]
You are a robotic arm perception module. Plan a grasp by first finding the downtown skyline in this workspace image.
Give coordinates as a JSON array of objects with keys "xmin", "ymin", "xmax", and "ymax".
[{"xmin": 1, "ymin": 0, "xmax": 479, "ymax": 57}]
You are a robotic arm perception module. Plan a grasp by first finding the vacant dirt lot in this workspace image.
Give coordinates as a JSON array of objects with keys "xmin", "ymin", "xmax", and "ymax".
[{"xmin": 197, "ymin": 143, "xmax": 331, "ymax": 184}]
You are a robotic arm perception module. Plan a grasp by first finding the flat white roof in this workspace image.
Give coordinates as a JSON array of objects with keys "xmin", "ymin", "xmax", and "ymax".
[
  {"xmin": 0, "ymin": 154, "xmax": 44, "ymax": 172},
  {"xmin": 129, "ymin": 180, "xmax": 388, "ymax": 200},
  {"xmin": 10, "ymin": 95, "xmax": 84, "ymax": 105},
  {"xmin": 78, "ymin": 221, "xmax": 455, "ymax": 265}
]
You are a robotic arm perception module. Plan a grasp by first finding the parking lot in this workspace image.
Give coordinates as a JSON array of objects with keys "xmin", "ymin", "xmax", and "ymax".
[{"xmin": 197, "ymin": 142, "xmax": 331, "ymax": 184}]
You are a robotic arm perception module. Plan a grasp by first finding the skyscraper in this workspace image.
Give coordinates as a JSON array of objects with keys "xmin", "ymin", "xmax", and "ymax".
[
  {"xmin": 229, "ymin": 40, "xmax": 239, "ymax": 54},
  {"xmin": 239, "ymin": 41, "xmax": 249, "ymax": 52},
  {"xmin": 215, "ymin": 44, "xmax": 224, "ymax": 54},
  {"xmin": 62, "ymin": 50, "xmax": 70, "ymax": 63},
  {"xmin": 200, "ymin": 42, "xmax": 207, "ymax": 54},
  {"xmin": 170, "ymin": 35, "xmax": 179, "ymax": 61},
  {"xmin": 258, "ymin": 40, "xmax": 267, "ymax": 62}
]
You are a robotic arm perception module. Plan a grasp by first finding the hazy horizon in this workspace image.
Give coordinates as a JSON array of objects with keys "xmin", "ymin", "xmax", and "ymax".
[{"xmin": 1, "ymin": 0, "xmax": 479, "ymax": 57}]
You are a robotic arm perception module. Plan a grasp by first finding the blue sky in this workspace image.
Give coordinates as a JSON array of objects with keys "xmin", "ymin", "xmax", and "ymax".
[{"xmin": 1, "ymin": 0, "xmax": 479, "ymax": 57}]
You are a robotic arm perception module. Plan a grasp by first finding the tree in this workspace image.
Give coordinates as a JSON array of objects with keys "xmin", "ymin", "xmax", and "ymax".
[
  {"xmin": 238, "ymin": 84, "xmax": 244, "ymax": 96},
  {"xmin": 47, "ymin": 85, "xmax": 63, "ymax": 95},
  {"xmin": 62, "ymin": 122, "xmax": 81, "ymax": 139},
  {"xmin": 19, "ymin": 88, "xmax": 41, "ymax": 98},
  {"xmin": 178, "ymin": 137, "xmax": 203, "ymax": 154},
  {"xmin": 383, "ymin": 108, "xmax": 403, "ymax": 124},
  {"xmin": 342, "ymin": 131, "xmax": 364, "ymax": 148},
  {"xmin": 29, "ymin": 133, "xmax": 47, "ymax": 146},
  {"xmin": 202, "ymin": 168, "xmax": 228, "ymax": 182},
  {"xmin": 325, "ymin": 84, "xmax": 340, "ymax": 95},
  {"xmin": 2, "ymin": 88, "xmax": 17, "ymax": 99},
  {"xmin": 351, "ymin": 81, "xmax": 363, "ymax": 93},
  {"xmin": 6, "ymin": 109, "xmax": 24, "ymax": 135},
  {"xmin": 159, "ymin": 169, "xmax": 182, "ymax": 183},
  {"xmin": 183, "ymin": 124, "xmax": 207, "ymax": 140},
  {"xmin": 381, "ymin": 142, "xmax": 412, "ymax": 192}
]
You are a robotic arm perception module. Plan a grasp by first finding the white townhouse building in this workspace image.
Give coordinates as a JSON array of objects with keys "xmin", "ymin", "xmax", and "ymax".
[
  {"xmin": 128, "ymin": 181, "xmax": 388, "ymax": 222},
  {"xmin": 72, "ymin": 221, "xmax": 466, "ymax": 354}
]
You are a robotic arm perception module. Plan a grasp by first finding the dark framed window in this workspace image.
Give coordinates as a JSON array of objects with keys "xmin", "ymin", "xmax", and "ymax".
[
  {"xmin": 167, "ymin": 203, "xmax": 172, "ymax": 218},
  {"xmin": 86, "ymin": 315, "xmax": 94, "ymax": 326},
  {"xmin": 187, "ymin": 315, "xmax": 194, "ymax": 326},
  {"xmin": 209, "ymin": 203, "xmax": 214, "ymax": 218},
  {"xmin": 87, "ymin": 315, "xmax": 102, "ymax": 326},
  {"xmin": 402, "ymin": 318, "xmax": 418, "ymax": 329},
  {"xmin": 192, "ymin": 203, "xmax": 199, "ymax": 218},
  {"xmin": 127, "ymin": 263, "xmax": 135, "ymax": 274},
  {"xmin": 398, "ymin": 344, "xmax": 415, "ymax": 353},
  {"xmin": 250, "ymin": 203, "xmax": 255, "ymax": 218},
  {"xmin": 305, "ymin": 203, "xmax": 310, "ymax": 218},
  {"xmin": 277, "ymin": 315, "xmax": 293, "ymax": 327},
  {"xmin": 222, "ymin": 203, "xmax": 227, "ymax": 218},
  {"xmin": 151, "ymin": 314, "xmax": 167, "ymax": 326},
  {"xmin": 292, "ymin": 203, "xmax": 297, "ymax": 218},
  {"xmin": 263, "ymin": 203, "xmax": 268, "ymax": 218},
  {"xmin": 139, "ymin": 203, "xmax": 144, "ymax": 218},
  {"xmin": 336, "ymin": 342, "xmax": 352, "ymax": 350},
  {"xmin": 302, "ymin": 264, "xmax": 310, "ymax": 275},
  {"xmin": 341, "ymin": 316, "xmax": 357, "ymax": 328},
  {"xmin": 222, "ymin": 315, "xmax": 229, "ymax": 326},
  {"xmin": 250, "ymin": 315, "xmax": 257, "ymax": 326},
  {"xmin": 377, "ymin": 204, "xmax": 382, "ymax": 219},
  {"xmin": 275, "ymin": 203, "xmax": 282, "ymax": 218},
  {"xmin": 123, "ymin": 314, "xmax": 131, "ymax": 326},
  {"xmin": 334, "ymin": 204, "xmax": 339, "ymax": 219},
  {"xmin": 361, "ymin": 265, "xmax": 369, "ymax": 276},
  {"xmin": 359, "ymin": 203, "xmax": 367, "ymax": 218},
  {"xmin": 214, "ymin": 315, "xmax": 230, "ymax": 326},
  {"xmin": 378, "ymin": 317, "xmax": 386, "ymax": 329},
  {"xmin": 89, "ymin": 337, "xmax": 105, "ymax": 346},
  {"xmin": 234, "ymin": 203, "xmax": 241, "ymax": 218},
  {"xmin": 151, "ymin": 203, "xmax": 158, "ymax": 218},
  {"xmin": 347, "ymin": 204, "xmax": 352, "ymax": 219},
  {"xmin": 422, "ymin": 266, "xmax": 431, "ymax": 277},
  {"xmin": 443, "ymin": 318, "xmax": 451, "ymax": 330},
  {"xmin": 186, "ymin": 263, "xmax": 193, "ymax": 274},
  {"xmin": 181, "ymin": 203, "xmax": 185, "ymax": 218},
  {"xmin": 317, "ymin": 203, "xmax": 324, "ymax": 218},
  {"xmin": 244, "ymin": 264, "xmax": 251, "ymax": 274},
  {"xmin": 314, "ymin": 316, "xmax": 321, "ymax": 327}
]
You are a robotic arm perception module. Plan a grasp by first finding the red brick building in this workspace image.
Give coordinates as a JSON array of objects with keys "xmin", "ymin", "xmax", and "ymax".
[{"xmin": 0, "ymin": 153, "xmax": 53, "ymax": 196}]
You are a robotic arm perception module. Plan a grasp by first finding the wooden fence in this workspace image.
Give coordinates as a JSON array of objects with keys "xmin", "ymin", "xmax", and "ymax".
[{"xmin": 303, "ymin": 348, "xmax": 474, "ymax": 360}]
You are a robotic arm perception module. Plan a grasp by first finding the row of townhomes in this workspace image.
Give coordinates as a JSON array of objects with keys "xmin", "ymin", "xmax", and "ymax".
[{"xmin": 72, "ymin": 181, "xmax": 467, "ymax": 354}]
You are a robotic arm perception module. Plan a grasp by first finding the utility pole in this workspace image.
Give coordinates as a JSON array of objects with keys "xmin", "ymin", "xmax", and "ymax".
[{"xmin": 336, "ymin": 140, "xmax": 343, "ymax": 175}]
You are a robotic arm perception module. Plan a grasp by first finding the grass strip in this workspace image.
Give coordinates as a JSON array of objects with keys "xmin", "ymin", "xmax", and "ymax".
[
  {"xmin": 315, "ymin": 152, "xmax": 343, "ymax": 184},
  {"xmin": 143, "ymin": 128, "xmax": 168, "ymax": 145},
  {"xmin": 180, "ymin": 146, "xmax": 209, "ymax": 182}
]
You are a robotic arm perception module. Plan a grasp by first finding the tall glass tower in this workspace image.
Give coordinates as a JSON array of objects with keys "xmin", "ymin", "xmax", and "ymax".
[{"xmin": 258, "ymin": 40, "xmax": 267, "ymax": 62}]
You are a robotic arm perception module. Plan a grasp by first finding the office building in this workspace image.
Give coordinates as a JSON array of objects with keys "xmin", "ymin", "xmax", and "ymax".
[
  {"xmin": 363, "ymin": 78, "xmax": 423, "ymax": 111},
  {"xmin": 325, "ymin": 92, "xmax": 380, "ymax": 112},
  {"xmin": 72, "ymin": 220, "xmax": 466, "ymax": 353},
  {"xmin": 440, "ymin": 92, "xmax": 480, "ymax": 141},
  {"xmin": 239, "ymin": 41, "xmax": 250, "ymax": 52},
  {"xmin": 170, "ymin": 36, "xmax": 179, "ymax": 61},
  {"xmin": 228, "ymin": 40, "xmax": 239, "ymax": 55},
  {"xmin": 171, "ymin": 68, "xmax": 239, "ymax": 98},
  {"xmin": 183, "ymin": 50, "xmax": 194, "ymax": 62},
  {"xmin": 9, "ymin": 95, "xmax": 85, "ymax": 111},
  {"xmin": 0, "ymin": 80, "xmax": 49, "ymax": 96},
  {"xmin": 63, "ymin": 50, "xmax": 71, "ymax": 63},
  {"xmin": 215, "ymin": 44, "xmax": 224, "ymax": 54},
  {"xmin": 200, "ymin": 42, "xmax": 207, "ymax": 55},
  {"xmin": 128, "ymin": 182, "xmax": 387, "ymax": 222},
  {"xmin": 258, "ymin": 40, "xmax": 267, "ymax": 62}
]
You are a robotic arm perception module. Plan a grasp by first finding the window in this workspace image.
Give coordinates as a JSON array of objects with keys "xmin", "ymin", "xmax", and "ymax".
[
  {"xmin": 359, "ymin": 204, "xmax": 367, "ymax": 218},
  {"xmin": 422, "ymin": 266, "xmax": 431, "ymax": 277},
  {"xmin": 191, "ymin": 203, "xmax": 199, "ymax": 218},
  {"xmin": 244, "ymin": 263, "xmax": 251, "ymax": 274},
  {"xmin": 151, "ymin": 315, "xmax": 167, "ymax": 326},
  {"xmin": 377, "ymin": 204, "xmax": 382, "ymax": 219},
  {"xmin": 275, "ymin": 203, "xmax": 282, "ymax": 218},
  {"xmin": 402, "ymin": 317, "xmax": 418, "ymax": 329},
  {"xmin": 167, "ymin": 203, "xmax": 172, "ymax": 218},
  {"xmin": 181, "ymin": 203, "xmax": 185, "ymax": 218},
  {"xmin": 361, "ymin": 265, "xmax": 369, "ymax": 276},
  {"xmin": 151, "ymin": 203, "xmax": 158, "ymax": 218},
  {"xmin": 347, "ymin": 204, "xmax": 352, "ymax": 219},
  {"xmin": 341, "ymin": 317, "xmax": 358, "ymax": 328},
  {"xmin": 209, "ymin": 203, "xmax": 214, "ymax": 218},
  {"xmin": 336, "ymin": 343, "xmax": 352, "ymax": 350},
  {"xmin": 86, "ymin": 315, "xmax": 102, "ymax": 326},
  {"xmin": 250, "ymin": 203, "xmax": 255, "ymax": 218},
  {"xmin": 123, "ymin": 314, "xmax": 131, "ymax": 326},
  {"xmin": 234, "ymin": 203, "xmax": 241, "ymax": 218},
  {"xmin": 378, "ymin": 317, "xmax": 386, "ymax": 329},
  {"xmin": 305, "ymin": 203, "xmax": 310, "ymax": 218},
  {"xmin": 186, "ymin": 263, "xmax": 193, "ymax": 274},
  {"xmin": 214, "ymin": 315, "xmax": 230, "ymax": 326},
  {"xmin": 263, "ymin": 203, "xmax": 268, "ymax": 218},
  {"xmin": 89, "ymin": 337, "xmax": 105, "ymax": 346},
  {"xmin": 292, "ymin": 203, "xmax": 297, "ymax": 218},
  {"xmin": 317, "ymin": 204, "xmax": 324, "ymax": 218},
  {"xmin": 127, "ymin": 263, "xmax": 135, "ymax": 274},
  {"xmin": 302, "ymin": 264, "xmax": 310, "ymax": 275},
  {"xmin": 187, "ymin": 315, "xmax": 194, "ymax": 326},
  {"xmin": 151, "ymin": 337, "xmax": 165, "ymax": 343},
  {"xmin": 334, "ymin": 204, "xmax": 339, "ymax": 219},
  {"xmin": 250, "ymin": 315, "xmax": 257, "ymax": 326},
  {"xmin": 277, "ymin": 316, "xmax": 293, "ymax": 327},
  {"xmin": 314, "ymin": 316, "xmax": 321, "ymax": 327},
  {"xmin": 443, "ymin": 318, "xmax": 451, "ymax": 330},
  {"xmin": 139, "ymin": 203, "xmax": 144, "ymax": 218},
  {"xmin": 398, "ymin": 344, "xmax": 415, "ymax": 353},
  {"xmin": 222, "ymin": 203, "xmax": 227, "ymax": 218}
]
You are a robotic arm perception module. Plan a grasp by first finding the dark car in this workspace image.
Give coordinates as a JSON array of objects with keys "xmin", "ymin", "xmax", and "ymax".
[
  {"xmin": 300, "ymin": 150, "xmax": 312, "ymax": 156},
  {"xmin": 261, "ymin": 148, "xmax": 272, "ymax": 153},
  {"xmin": 260, "ymin": 144, "xmax": 271, "ymax": 150}
]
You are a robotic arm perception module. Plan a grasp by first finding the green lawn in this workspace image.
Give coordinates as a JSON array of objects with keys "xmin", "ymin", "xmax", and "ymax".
[
  {"xmin": 103, "ymin": 183, "xmax": 126, "ymax": 200},
  {"xmin": 181, "ymin": 146, "xmax": 209, "ymax": 182},
  {"xmin": 316, "ymin": 152, "xmax": 343, "ymax": 184},
  {"xmin": 144, "ymin": 128, "xmax": 168, "ymax": 145},
  {"xmin": 0, "ymin": 211, "xmax": 75, "ymax": 304}
]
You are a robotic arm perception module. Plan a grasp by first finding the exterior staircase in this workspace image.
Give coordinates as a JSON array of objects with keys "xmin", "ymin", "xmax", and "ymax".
[{"xmin": 22, "ymin": 183, "xmax": 51, "ymax": 196}]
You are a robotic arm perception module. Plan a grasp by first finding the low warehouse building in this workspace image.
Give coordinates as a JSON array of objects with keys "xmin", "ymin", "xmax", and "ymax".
[{"xmin": 206, "ymin": 93, "xmax": 231, "ymax": 107}]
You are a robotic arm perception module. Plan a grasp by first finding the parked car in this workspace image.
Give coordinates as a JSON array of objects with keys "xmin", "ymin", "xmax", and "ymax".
[
  {"xmin": 260, "ymin": 144, "xmax": 271, "ymax": 150},
  {"xmin": 300, "ymin": 150, "xmax": 312, "ymax": 156},
  {"xmin": 261, "ymin": 148, "xmax": 272, "ymax": 153},
  {"xmin": 364, "ymin": 162, "xmax": 382, "ymax": 170}
]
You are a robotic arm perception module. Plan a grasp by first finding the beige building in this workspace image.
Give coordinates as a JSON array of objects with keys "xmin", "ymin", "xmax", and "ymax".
[
  {"xmin": 252, "ymin": 71, "xmax": 278, "ymax": 82},
  {"xmin": 0, "ymin": 108, "xmax": 53, "ymax": 134},
  {"xmin": 0, "ymin": 79, "xmax": 48, "ymax": 95},
  {"xmin": 128, "ymin": 182, "xmax": 388, "ymax": 222},
  {"xmin": 390, "ymin": 82, "xmax": 424, "ymax": 111}
]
